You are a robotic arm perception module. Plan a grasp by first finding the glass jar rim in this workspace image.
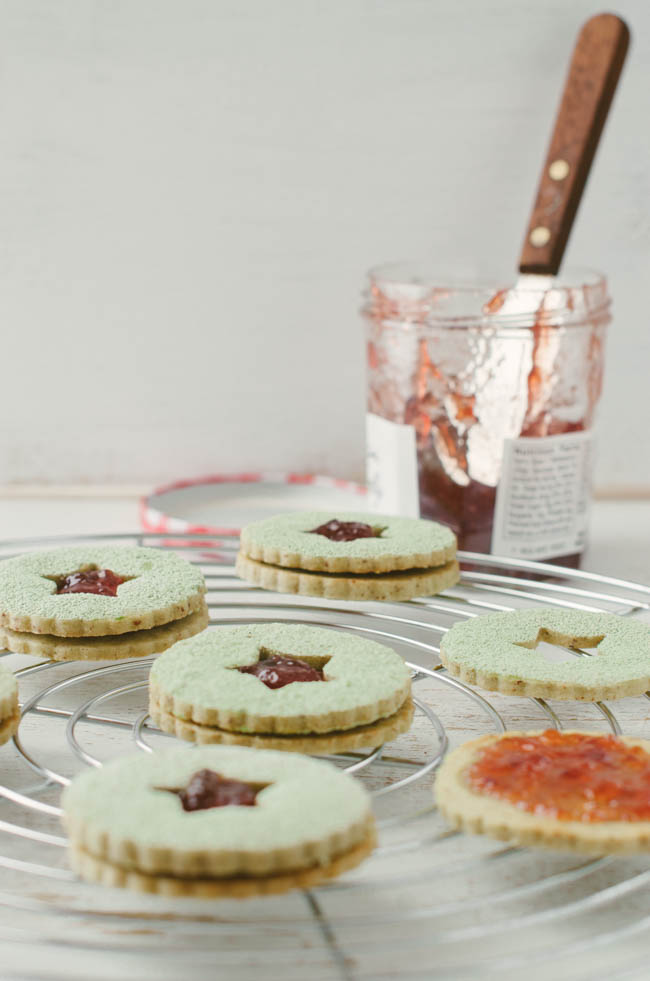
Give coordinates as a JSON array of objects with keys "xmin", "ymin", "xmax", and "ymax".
[{"xmin": 364, "ymin": 263, "xmax": 611, "ymax": 329}]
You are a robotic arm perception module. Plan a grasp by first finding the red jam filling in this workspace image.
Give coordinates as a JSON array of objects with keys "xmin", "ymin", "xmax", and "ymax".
[
  {"xmin": 55, "ymin": 569, "xmax": 126, "ymax": 596},
  {"xmin": 238, "ymin": 653, "xmax": 324, "ymax": 690},
  {"xmin": 468, "ymin": 730, "xmax": 650, "ymax": 822},
  {"xmin": 309, "ymin": 519, "xmax": 380, "ymax": 542},
  {"xmin": 178, "ymin": 769, "xmax": 259, "ymax": 811}
]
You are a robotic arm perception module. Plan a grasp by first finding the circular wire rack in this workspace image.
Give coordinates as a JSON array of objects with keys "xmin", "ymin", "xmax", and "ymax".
[{"xmin": 1, "ymin": 531, "xmax": 650, "ymax": 981}]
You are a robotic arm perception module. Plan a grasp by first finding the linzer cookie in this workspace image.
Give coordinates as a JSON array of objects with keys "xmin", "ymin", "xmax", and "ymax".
[
  {"xmin": 0, "ymin": 607, "xmax": 209, "ymax": 663},
  {"xmin": 439, "ymin": 609, "xmax": 650, "ymax": 701},
  {"xmin": 236, "ymin": 511, "xmax": 459, "ymax": 600},
  {"xmin": 63, "ymin": 745, "xmax": 376, "ymax": 897},
  {"xmin": 0, "ymin": 546, "xmax": 206, "ymax": 638},
  {"xmin": 436, "ymin": 730, "xmax": 650, "ymax": 855},
  {"xmin": 149, "ymin": 622, "xmax": 413, "ymax": 752},
  {"xmin": 0, "ymin": 664, "xmax": 18, "ymax": 745}
]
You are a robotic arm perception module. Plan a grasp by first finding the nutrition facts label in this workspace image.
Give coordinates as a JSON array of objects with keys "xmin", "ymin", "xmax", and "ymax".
[{"xmin": 491, "ymin": 431, "xmax": 593, "ymax": 560}]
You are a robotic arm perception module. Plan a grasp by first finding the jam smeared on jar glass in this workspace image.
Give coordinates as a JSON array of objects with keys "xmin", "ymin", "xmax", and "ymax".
[
  {"xmin": 178, "ymin": 769, "xmax": 259, "ymax": 811},
  {"xmin": 365, "ymin": 269, "xmax": 610, "ymax": 568},
  {"xmin": 469, "ymin": 730, "xmax": 650, "ymax": 822},
  {"xmin": 238, "ymin": 653, "xmax": 324, "ymax": 690},
  {"xmin": 55, "ymin": 569, "xmax": 127, "ymax": 596},
  {"xmin": 309, "ymin": 519, "xmax": 381, "ymax": 542}
]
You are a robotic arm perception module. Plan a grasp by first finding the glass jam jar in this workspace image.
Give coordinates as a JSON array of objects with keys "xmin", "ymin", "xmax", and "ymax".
[{"xmin": 363, "ymin": 264, "xmax": 611, "ymax": 567}]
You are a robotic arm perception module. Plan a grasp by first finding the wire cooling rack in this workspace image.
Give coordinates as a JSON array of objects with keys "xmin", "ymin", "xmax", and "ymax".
[{"xmin": 1, "ymin": 532, "xmax": 650, "ymax": 981}]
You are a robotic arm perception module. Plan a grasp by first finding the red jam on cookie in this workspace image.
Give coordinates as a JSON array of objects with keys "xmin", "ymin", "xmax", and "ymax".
[
  {"xmin": 468, "ymin": 730, "xmax": 650, "ymax": 822},
  {"xmin": 178, "ymin": 769, "xmax": 259, "ymax": 811},
  {"xmin": 309, "ymin": 519, "xmax": 381, "ymax": 542},
  {"xmin": 55, "ymin": 569, "xmax": 127, "ymax": 596},
  {"xmin": 238, "ymin": 653, "xmax": 324, "ymax": 689}
]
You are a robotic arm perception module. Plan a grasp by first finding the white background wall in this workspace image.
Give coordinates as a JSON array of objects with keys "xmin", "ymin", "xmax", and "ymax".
[{"xmin": 1, "ymin": 0, "xmax": 648, "ymax": 490}]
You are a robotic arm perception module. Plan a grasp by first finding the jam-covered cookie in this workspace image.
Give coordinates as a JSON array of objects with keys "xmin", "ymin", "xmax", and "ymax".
[
  {"xmin": 0, "ymin": 664, "xmax": 18, "ymax": 746},
  {"xmin": 63, "ymin": 745, "xmax": 376, "ymax": 897},
  {"xmin": 149, "ymin": 622, "xmax": 413, "ymax": 750},
  {"xmin": 439, "ymin": 609, "xmax": 650, "ymax": 701},
  {"xmin": 0, "ymin": 546, "xmax": 206, "ymax": 638},
  {"xmin": 236, "ymin": 510, "xmax": 458, "ymax": 601},
  {"xmin": 436, "ymin": 730, "xmax": 650, "ymax": 855}
]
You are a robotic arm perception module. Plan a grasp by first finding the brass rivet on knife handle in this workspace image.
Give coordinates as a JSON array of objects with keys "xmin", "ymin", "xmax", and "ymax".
[
  {"xmin": 519, "ymin": 13, "xmax": 630, "ymax": 275},
  {"xmin": 529, "ymin": 226, "xmax": 551, "ymax": 247}
]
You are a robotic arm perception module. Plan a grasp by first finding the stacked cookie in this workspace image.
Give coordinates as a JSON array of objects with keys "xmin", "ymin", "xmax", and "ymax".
[
  {"xmin": 149, "ymin": 622, "xmax": 414, "ymax": 752},
  {"xmin": 63, "ymin": 745, "xmax": 376, "ymax": 897},
  {"xmin": 236, "ymin": 511, "xmax": 459, "ymax": 601},
  {"xmin": 0, "ymin": 546, "xmax": 208, "ymax": 661}
]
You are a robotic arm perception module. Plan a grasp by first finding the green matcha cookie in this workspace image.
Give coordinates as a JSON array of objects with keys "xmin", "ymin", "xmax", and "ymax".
[
  {"xmin": 440, "ymin": 609, "xmax": 650, "ymax": 701},
  {"xmin": 63, "ymin": 744, "xmax": 375, "ymax": 897},
  {"xmin": 0, "ymin": 546, "xmax": 206, "ymax": 637},
  {"xmin": 239, "ymin": 511, "xmax": 457, "ymax": 573},
  {"xmin": 149, "ymin": 622, "xmax": 412, "ymax": 738}
]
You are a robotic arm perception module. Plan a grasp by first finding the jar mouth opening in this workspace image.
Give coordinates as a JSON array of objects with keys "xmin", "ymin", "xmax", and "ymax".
[{"xmin": 364, "ymin": 263, "xmax": 610, "ymax": 328}]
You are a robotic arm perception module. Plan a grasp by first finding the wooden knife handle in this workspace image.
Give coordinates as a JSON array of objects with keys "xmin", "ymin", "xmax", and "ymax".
[{"xmin": 519, "ymin": 13, "xmax": 630, "ymax": 275}]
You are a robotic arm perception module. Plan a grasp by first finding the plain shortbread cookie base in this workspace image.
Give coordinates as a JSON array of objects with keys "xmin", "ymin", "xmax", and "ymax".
[
  {"xmin": 236, "ymin": 553, "xmax": 460, "ymax": 602},
  {"xmin": 239, "ymin": 511, "xmax": 457, "ymax": 573},
  {"xmin": 0, "ymin": 664, "xmax": 18, "ymax": 743},
  {"xmin": 0, "ymin": 708, "xmax": 19, "ymax": 746},
  {"xmin": 0, "ymin": 663, "xmax": 18, "ymax": 720},
  {"xmin": 435, "ymin": 731, "xmax": 650, "ymax": 855}
]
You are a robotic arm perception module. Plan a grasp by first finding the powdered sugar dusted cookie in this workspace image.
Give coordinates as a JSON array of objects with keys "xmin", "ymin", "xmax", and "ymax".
[
  {"xmin": 436, "ymin": 730, "xmax": 650, "ymax": 855},
  {"xmin": 439, "ymin": 609, "xmax": 650, "ymax": 701},
  {"xmin": 239, "ymin": 511, "xmax": 457, "ymax": 573},
  {"xmin": 0, "ymin": 546, "xmax": 206, "ymax": 637},
  {"xmin": 149, "ymin": 623, "xmax": 412, "ymax": 747},
  {"xmin": 63, "ymin": 745, "xmax": 375, "ymax": 896},
  {"xmin": 0, "ymin": 664, "xmax": 19, "ymax": 745},
  {"xmin": 0, "ymin": 605, "xmax": 209, "ymax": 662}
]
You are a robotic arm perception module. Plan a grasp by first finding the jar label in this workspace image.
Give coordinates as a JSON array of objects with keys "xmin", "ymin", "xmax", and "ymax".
[
  {"xmin": 491, "ymin": 431, "xmax": 593, "ymax": 560},
  {"xmin": 366, "ymin": 413, "xmax": 419, "ymax": 516}
]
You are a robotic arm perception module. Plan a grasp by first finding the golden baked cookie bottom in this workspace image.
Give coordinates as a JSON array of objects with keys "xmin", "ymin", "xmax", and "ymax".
[
  {"xmin": 236, "ymin": 553, "xmax": 460, "ymax": 601},
  {"xmin": 0, "ymin": 708, "xmax": 19, "ymax": 745},
  {"xmin": 70, "ymin": 827, "xmax": 377, "ymax": 898},
  {"xmin": 149, "ymin": 695, "xmax": 415, "ymax": 753},
  {"xmin": 0, "ymin": 604, "xmax": 209, "ymax": 662},
  {"xmin": 435, "ymin": 731, "xmax": 650, "ymax": 855}
]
